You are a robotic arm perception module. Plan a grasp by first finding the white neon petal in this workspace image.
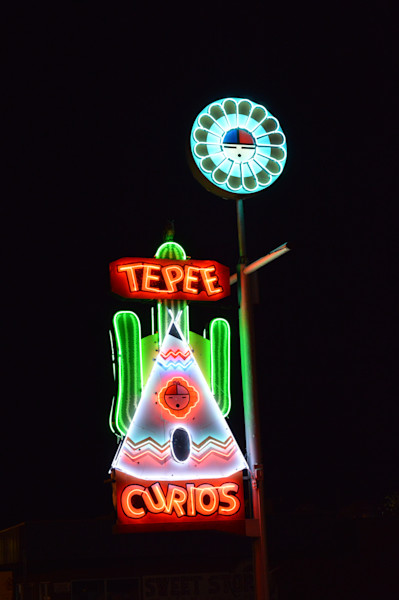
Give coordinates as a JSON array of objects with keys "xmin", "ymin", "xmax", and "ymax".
[
  {"xmin": 244, "ymin": 161, "xmax": 265, "ymax": 191},
  {"xmin": 210, "ymin": 117, "xmax": 230, "ymax": 133},
  {"xmin": 205, "ymin": 133, "xmax": 221, "ymax": 145},
  {"xmin": 241, "ymin": 162, "xmax": 257, "ymax": 191},
  {"xmin": 226, "ymin": 163, "xmax": 243, "ymax": 191},
  {"xmin": 198, "ymin": 115, "xmax": 225, "ymax": 136},
  {"xmin": 193, "ymin": 143, "xmax": 210, "ymax": 159},
  {"xmin": 222, "ymin": 99, "xmax": 238, "ymax": 129},
  {"xmin": 248, "ymin": 104, "xmax": 268, "ymax": 130},
  {"xmin": 256, "ymin": 153, "xmax": 283, "ymax": 175},
  {"xmin": 258, "ymin": 146, "xmax": 287, "ymax": 162},
  {"xmin": 212, "ymin": 158, "xmax": 233, "ymax": 183},
  {"xmin": 252, "ymin": 116, "xmax": 279, "ymax": 136},
  {"xmin": 257, "ymin": 134, "xmax": 286, "ymax": 147},
  {"xmin": 207, "ymin": 102, "xmax": 231, "ymax": 131},
  {"xmin": 254, "ymin": 149, "xmax": 271, "ymax": 165},
  {"xmin": 237, "ymin": 99, "xmax": 253, "ymax": 129},
  {"xmin": 243, "ymin": 160, "xmax": 264, "ymax": 191},
  {"xmin": 242, "ymin": 179, "xmax": 257, "ymax": 192},
  {"xmin": 226, "ymin": 179, "xmax": 242, "ymax": 191},
  {"xmin": 194, "ymin": 129, "xmax": 220, "ymax": 145},
  {"xmin": 194, "ymin": 126, "xmax": 223, "ymax": 140},
  {"xmin": 200, "ymin": 154, "xmax": 223, "ymax": 173},
  {"xmin": 241, "ymin": 163, "xmax": 252, "ymax": 179},
  {"xmin": 206, "ymin": 145, "xmax": 223, "ymax": 156},
  {"xmin": 229, "ymin": 162, "xmax": 241, "ymax": 179},
  {"xmin": 252, "ymin": 159, "xmax": 272, "ymax": 183}
]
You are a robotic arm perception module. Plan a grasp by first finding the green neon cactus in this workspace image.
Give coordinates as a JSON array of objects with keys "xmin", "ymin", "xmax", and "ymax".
[
  {"xmin": 111, "ymin": 311, "xmax": 143, "ymax": 437},
  {"xmin": 109, "ymin": 241, "xmax": 231, "ymax": 438}
]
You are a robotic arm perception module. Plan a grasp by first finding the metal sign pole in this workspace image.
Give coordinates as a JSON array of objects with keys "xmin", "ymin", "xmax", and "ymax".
[{"xmin": 236, "ymin": 198, "xmax": 270, "ymax": 600}]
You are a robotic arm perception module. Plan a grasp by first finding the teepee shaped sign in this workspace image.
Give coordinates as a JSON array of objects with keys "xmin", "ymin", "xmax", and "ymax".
[{"xmin": 109, "ymin": 242, "xmax": 248, "ymax": 533}]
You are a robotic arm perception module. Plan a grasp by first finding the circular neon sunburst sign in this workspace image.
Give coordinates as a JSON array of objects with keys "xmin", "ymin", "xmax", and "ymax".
[{"xmin": 190, "ymin": 97, "xmax": 287, "ymax": 198}]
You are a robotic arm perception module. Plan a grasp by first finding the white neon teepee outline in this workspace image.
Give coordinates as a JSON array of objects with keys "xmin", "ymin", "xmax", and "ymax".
[{"xmin": 112, "ymin": 312, "xmax": 248, "ymax": 481}]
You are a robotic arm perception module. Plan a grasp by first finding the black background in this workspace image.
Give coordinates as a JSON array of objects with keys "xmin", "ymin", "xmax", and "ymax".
[{"xmin": 2, "ymin": 3, "xmax": 398, "ymax": 529}]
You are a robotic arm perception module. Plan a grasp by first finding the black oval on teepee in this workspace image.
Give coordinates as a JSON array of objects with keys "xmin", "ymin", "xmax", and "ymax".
[{"xmin": 171, "ymin": 427, "xmax": 191, "ymax": 462}]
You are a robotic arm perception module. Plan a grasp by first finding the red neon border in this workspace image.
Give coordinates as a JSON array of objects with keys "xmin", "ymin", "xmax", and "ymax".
[
  {"xmin": 113, "ymin": 471, "xmax": 246, "ymax": 534},
  {"xmin": 109, "ymin": 258, "xmax": 230, "ymax": 301}
]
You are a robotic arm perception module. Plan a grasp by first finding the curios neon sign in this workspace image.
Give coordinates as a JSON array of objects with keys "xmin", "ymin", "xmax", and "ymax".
[
  {"xmin": 109, "ymin": 242, "xmax": 247, "ymax": 534},
  {"xmin": 110, "ymin": 257, "xmax": 230, "ymax": 301},
  {"xmin": 115, "ymin": 472, "xmax": 245, "ymax": 532}
]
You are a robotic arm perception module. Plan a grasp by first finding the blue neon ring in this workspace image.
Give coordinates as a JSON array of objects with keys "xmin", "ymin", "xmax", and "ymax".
[{"xmin": 190, "ymin": 97, "xmax": 287, "ymax": 197}]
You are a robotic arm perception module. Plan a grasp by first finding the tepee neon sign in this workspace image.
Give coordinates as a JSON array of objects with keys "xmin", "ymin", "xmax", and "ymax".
[
  {"xmin": 110, "ymin": 257, "xmax": 230, "ymax": 301},
  {"xmin": 109, "ymin": 241, "xmax": 247, "ymax": 532}
]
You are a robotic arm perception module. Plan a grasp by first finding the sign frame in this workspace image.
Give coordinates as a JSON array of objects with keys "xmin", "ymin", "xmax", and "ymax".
[{"xmin": 110, "ymin": 257, "xmax": 230, "ymax": 301}]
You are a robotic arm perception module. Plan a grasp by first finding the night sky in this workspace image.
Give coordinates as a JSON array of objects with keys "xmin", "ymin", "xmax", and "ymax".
[{"xmin": 2, "ymin": 4, "xmax": 397, "ymax": 530}]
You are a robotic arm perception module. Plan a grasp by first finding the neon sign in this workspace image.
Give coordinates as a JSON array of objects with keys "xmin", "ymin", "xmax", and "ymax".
[
  {"xmin": 111, "ymin": 317, "xmax": 247, "ymax": 481},
  {"xmin": 109, "ymin": 241, "xmax": 247, "ymax": 532},
  {"xmin": 120, "ymin": 480, "xmax": 241, "ymax": 519},
  {"xmin": 115, "ymin": 472, "xmax": 245, "ymax": 530},
  {"xmin": 110, "ymin": 257, "xmax": 230, "ymax": 301},
  {"xmin": 189, "ymin": 97, "xmax": 287, "ymax": 198}
]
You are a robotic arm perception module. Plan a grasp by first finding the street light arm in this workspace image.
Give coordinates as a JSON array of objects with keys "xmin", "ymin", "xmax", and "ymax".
[{"xmin": 230, "ymin": 242, "xmax": 291, "ymax": 285}]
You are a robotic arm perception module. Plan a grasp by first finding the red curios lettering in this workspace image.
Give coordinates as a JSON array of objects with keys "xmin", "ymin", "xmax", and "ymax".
[
  {"xmin": 195, "ymin": 484, "xmax": 219, "ymax": 515},
  {"xmin": 164, "ymin": 485, "xmax": 188, "ymax": 517},
  {"xmin": 121, "ymin": 484, "xmax": 146, "ymax": 519},
  {"xmin": 120, "ymin": 481, "xmax": 241, "ymax": 520},
  {"xmin": 218, "ymin": 482, "xmax": 240, "ymax": 515},
  {"xmin": 186, "ymin": 483, "xmax": 196, "ymax": 517},
  {"xmin": 141, "ymin": 483, "xmax": 166, "ymax": 513}
]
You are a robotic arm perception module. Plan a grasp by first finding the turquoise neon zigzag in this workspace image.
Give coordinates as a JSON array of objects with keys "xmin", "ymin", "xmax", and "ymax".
[{"xmin": 159, "ymin": 359, "xmax": 194, "ymax": 370}]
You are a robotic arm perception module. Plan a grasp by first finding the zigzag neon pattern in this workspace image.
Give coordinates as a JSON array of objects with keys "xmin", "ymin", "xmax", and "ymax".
[
  {"xmin": 191, "ymin": 435, "xmax": 234, "ymax": 451},
  {"xmin": 191, "ymin": 435, "xmax": 236, "ymax": 463},
  {"xmin": 122, "ymin": 435, "xmax": 237, "ymax": 465},
  {"xmin": 159, "ymin": 348, "xmax": 193, "ymax": 370},
  {"xmin": 160, "ymin": 349, "xmax": 191, "ymax": 360},
  {"xmin": 126, "ymin": 437, "xmax": 169, "ymax": 453},
  {"xmin": 123, "ymin": 437, "xmax": 171, "ymax": 464},
  {"xmin": 191, "ymin": 446, "xmax": 236, "ymax": 464},
  {"xmin": 159, "ymin": 359, "xmax": 194, "ymax": 371}
]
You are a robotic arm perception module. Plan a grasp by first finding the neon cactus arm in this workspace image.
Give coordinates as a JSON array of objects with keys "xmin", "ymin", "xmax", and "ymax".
[
  {"xmin": 112, "ymin": 311, "xmax": 143, "ymax": 437},
  {"xmin": 210, "ymin": 318, "xmax": 231, "ymax": 416}
]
